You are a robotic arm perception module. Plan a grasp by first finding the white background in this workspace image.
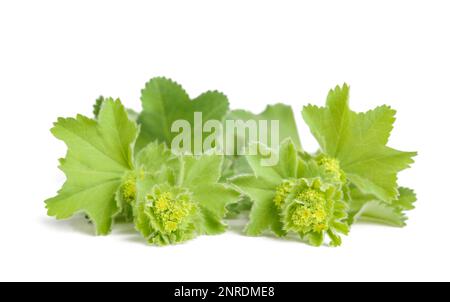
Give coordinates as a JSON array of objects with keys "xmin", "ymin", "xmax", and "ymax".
[{"xmin": 1, "ymin": 0, "xmax": 449, "ymax": 282}]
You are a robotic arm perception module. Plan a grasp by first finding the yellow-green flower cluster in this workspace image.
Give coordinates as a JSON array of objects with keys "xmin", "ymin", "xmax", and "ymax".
[
  {"xmin": 120, "ymin": 175, "xmax": 137, "ymax": 205},
  {"xmin": 273, "ymin": 180, "xmax": 295, "ymax": 208},
  {"xmin": 134, "ymin": 184, "xmax": 200, "ymax": 245},
  {"xmin": 271, "ymin": 177, "xmax": 347, "ymax": 245},
  {"xmin": 316, "ymin": 156, "xmax": 346, "ymax": 183},
  {"xmin": 288, "ymin": 188, "xmax": 329, "ymax": 233},
  {"xmin": 150, "ymin": 190, "xmax": 195, "ymax": 233}
]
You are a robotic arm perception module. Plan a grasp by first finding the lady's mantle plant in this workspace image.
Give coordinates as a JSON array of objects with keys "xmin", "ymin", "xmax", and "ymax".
[
  {"xmin": 45, "ymin": 97, "xmax": 238, "ymax": 244},
  {"xmin": 45, "ymin": 78, "xmax": 416, "ymax": 246},
  {"xmin": 132, "ymin": 143, "xmax": 239, "ymax": 245},
  {"xmin": 231, "ymin": 140, "xmax": 349, "ymax": 246}
]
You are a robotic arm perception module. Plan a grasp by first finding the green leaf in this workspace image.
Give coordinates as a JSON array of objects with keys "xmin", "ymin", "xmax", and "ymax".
[
  {"xmin": 180, "ymin": 153, "xmax": 223, "ymax": 187},
  {"xmin": 45, "ymin": 99, "xmax": 138, "ymax": 235},
  {"xmin": 348, "ymin": 186, "xmax": 417, "ymax": 226},
  {"xmin": 135, "ymin": 142, "xmax": 175, "ymax": 173},
  {"xmin": 244, "ymin": 139, "xmax": 299, "ymax": 185},
  {"xmin": 230, "ymin": 175, "xmax": 284, "ymax": 236},
  {"xmin": 247, "ymin": 193, "xmax": 285, "ymax": 237},
  {"xmin": 302, "ymin": 84, "xmax": 416, "ymax": 202},
  {"xmin": 245, "ymin": 144, "xmax": 283, "ymax": 185},
  {"xmin": 358, "ymin": 202, "xmax": 406, "ymax": 226},
  {"xmin": 136, "ymin": 77, "xmax": 229, "ymax": 152},
  {"xmin": 227, "ymin": 103, "xmax": 302, "ymax": 150},
  {"xmin": 199, "ymin": 207, "xmax": 227, "ymax": 235},
  {"xmin": 180, "ymin": 153, "xmax": 239, "ymax": 234},
  {"xmin": 94, "ymin": 95, "xmax": 138, "ymax": 122},
  {"xmin": 273, "ymin": 138, "xmax": 299, "ymax": 179},
  {"xmin": 192, "ymin": 184, "xmax": 240, "ymax": 234},
  {"xmin": 223, "ymin": 104, "xmax": 302, "ymax": 179}
]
